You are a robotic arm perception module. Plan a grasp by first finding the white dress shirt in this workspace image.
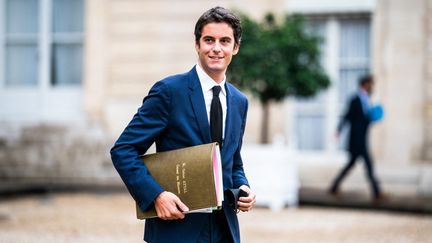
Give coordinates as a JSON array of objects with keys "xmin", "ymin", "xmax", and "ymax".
[
  {"xmin": 358, "ymin": 88, "xmax": 370, "ymax": 115},
  {"xmin": 195, "ymin": 64, "xmax": 227, "ymax": 139}
]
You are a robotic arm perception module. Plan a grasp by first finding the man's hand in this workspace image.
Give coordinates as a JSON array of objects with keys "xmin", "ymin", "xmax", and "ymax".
[
  {"xmin": 154, "ymin": 191, "xmax": 189, "ymax": 220},
  {"xmin": 237, "ymin": 185, "xmax": 256, "ymax": 212}
]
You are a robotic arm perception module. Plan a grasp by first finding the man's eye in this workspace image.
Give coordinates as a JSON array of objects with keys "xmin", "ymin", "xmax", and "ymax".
[
  {"xmin": 221, "ymin": 39, "xmax": 231, "ymax": 44},
  {"xmin": 204, "ymin": 38, "xmax": 213, "ymax": 43}
]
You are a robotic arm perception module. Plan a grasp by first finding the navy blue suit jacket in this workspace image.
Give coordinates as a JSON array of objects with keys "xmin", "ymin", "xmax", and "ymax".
[
  {"xmin": 110, "ymin": 66, "xmax": 249, "ymax": 243},
  {"xmin": 338, "ymin": 95, "xmax": 371, "ymax": 155}
]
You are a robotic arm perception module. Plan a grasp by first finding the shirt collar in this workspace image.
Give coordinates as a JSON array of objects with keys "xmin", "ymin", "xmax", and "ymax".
[
  {"xmin": 358, "ymin": 88, "xmax": 369, "ymax": 99},
  {"xmin": 195, "ymin": 64, "xmax": 226, "ymax": 96}
]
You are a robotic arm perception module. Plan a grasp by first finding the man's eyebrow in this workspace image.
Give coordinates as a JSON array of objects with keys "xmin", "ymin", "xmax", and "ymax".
[
  {"xmin": 202, "ymin": 35, "xmax": 233, "ymax": 40},
  {"xmin": 220, "ymin": 36, "xmax": 232, "ymax": 41}
]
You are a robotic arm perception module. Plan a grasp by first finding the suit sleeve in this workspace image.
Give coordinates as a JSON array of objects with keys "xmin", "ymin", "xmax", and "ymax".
[
  {"xmin": 110, "ymin": 81, "xmax": 170, "ymax": 211},
  {"xmin": 337, "ymin": 97, "xmax": 355, "ymax": 133},
  {"xmin": 232, "ymin": 98, "xmax": 250, "ymax": 188}
]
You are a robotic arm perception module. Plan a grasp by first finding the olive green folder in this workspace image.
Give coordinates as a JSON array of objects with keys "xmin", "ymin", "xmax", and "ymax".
[{"xmin": 136, "ymin": 143, "xmax": 224, "ymax": 219}]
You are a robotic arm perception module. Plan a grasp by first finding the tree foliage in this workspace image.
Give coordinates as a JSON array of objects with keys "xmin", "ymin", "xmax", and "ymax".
[{"xmin": 228, "ymin": 13, "xmax": 330, "ymax": 104}]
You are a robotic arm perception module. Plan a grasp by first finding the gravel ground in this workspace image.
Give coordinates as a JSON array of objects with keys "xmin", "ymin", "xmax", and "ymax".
[{"xmin": 0, "ymin": 192, "xmax": 431, "ymax": 243}]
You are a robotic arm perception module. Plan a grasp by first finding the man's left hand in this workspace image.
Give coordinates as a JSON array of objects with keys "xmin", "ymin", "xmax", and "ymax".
[{"xmin": 237, "ymin": 185, "xmax": 256, "ymax": 212}]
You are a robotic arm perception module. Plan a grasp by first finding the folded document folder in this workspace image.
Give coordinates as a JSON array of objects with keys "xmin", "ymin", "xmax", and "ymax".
[{"xmin": 136, "ymin": 143, "xmax": 224, "ymax": 219}]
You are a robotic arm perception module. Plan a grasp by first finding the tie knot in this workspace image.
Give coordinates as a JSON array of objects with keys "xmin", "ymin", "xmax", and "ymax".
[{"xmin": 212, "ymin": 86, "xmax": 221, "ymax": 96}]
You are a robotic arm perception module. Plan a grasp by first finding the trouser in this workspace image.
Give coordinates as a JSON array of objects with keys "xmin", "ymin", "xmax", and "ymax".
[
  {"xmin": 330, "ymin": 150, "xmax": 381, "ymax": 198},
  {"xmin": 196, "ymin": 210, "xmax": 233, "ymax": 243}
]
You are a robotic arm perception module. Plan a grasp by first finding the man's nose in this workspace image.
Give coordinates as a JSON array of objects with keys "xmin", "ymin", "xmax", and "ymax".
[{"xmin": 212, "ymin": 41, "xmax": 221, "ymax": 52}]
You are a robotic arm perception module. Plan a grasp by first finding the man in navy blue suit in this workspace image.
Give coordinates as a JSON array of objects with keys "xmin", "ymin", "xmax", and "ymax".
[
  {"xmin": 329, "ymin": 75, "xmax": 383, "ymax": 200},
  {"xmin": 110, "ymin": 7, "xmax": 256, "ymax": 243}
]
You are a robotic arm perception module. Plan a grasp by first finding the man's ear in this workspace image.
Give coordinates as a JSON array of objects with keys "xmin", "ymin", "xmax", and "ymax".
[{"xmin": 233, "ymin": 43, "xmax": 240, "ymax": 55}]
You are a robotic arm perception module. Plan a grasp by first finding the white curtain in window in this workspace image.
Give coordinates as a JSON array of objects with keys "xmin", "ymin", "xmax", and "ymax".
[
  {"xmin": 52, "ymin": 0, "xmax": 83, "ymax": 86},
  {"xmin": 52, "ymin": 44, "xmax": 82, "ymax": 85},
  {"xmin": 5, "ymin": 0, "xmax": 39, "ymax": 86},
  {"xmin": 338, "ymin": 19, "xmax": 371, "ymax": 104},
  {"xmin": 6, "ymin": 44, "xmax": 38, "ymax": 86},
  {"xmin": 6, "ymin": 0, "xmax": 38, "ymax": 34},
  {"xmin": 53, "ymin": 0, "xmax": 83, "ymax": 33}
]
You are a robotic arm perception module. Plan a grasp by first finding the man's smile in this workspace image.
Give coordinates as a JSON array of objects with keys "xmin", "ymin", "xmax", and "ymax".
[{"xmin": 209, "ymin": 56, "xmax": 224, "ymax": 60}]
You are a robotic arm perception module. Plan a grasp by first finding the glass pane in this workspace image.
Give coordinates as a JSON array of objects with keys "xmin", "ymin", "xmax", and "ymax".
[
  {"xmin": 5, "ymin": 44, "xmax": 38, "ymax": 86},
  {"xmin": 296, "ymin": 115, "xmax": 325, "ymax": 150},
  {"xmin": 53, "ymin": 0, "xmax": 84, "ymax": 32},
  {"xmin": 338, "ymin": 18, "xmax": 371, "ymax": 108},
  {"xmin": 297, "ymin": 20, "xmax": 327, "ymax": 106},
  {"xmin": 306, "ymin": 20, "xmax": 327, "ymax": 64},
  {"xmin": 338, "ymin": 68, "xmax": 369, "ymax": 105},
  {"xmin": 6, "ymin": 0, "xmax": 39, "ymax": 34},
  {"xmin": 52, "ymin": 44, "xmax": 82, "ymax": 85},
  {"xmin": 295, "ymin": 20, "xmax": 327, "ymax": 151},
  {"xmin": 339, "ymin": 19, "xmax": 370, "ymax": 61}
]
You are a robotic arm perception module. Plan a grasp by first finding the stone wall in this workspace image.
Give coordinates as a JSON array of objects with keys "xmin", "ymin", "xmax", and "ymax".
[
  {"xmin": 373, "ymin": 0, "xmax": 427, "ymax": 164},
  {"xmin": 0, "ymin": 123, "xmax": 119, "ymax": 191}
]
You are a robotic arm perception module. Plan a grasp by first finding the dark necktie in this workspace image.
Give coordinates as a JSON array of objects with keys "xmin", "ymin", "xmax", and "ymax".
[{"xmin": 210, "ymin": 86, "xmax": 223, "ymax": 146}]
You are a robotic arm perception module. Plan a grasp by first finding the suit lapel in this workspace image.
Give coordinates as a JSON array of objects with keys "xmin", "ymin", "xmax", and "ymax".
[
  {"xmin": 188, "ymin": 67, "xmax": 212, "ymax": 143},
  {"xmin": 223, "ymin": 83, "xmax": 235, "ymax": 152},
  {"xmin": 187, "ymin": 67, "xmax": 238, "ymax": 148}
]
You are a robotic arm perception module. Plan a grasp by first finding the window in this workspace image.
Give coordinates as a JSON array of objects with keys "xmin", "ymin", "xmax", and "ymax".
[
  {"xmin": 0, "ymin": 0, "xmax": 85, "ymax": 122},
  {"xmin": 1, "ymin": 0, "xmax": 84, "ymax": 88},
  {"xmin": 293, "ymin": 16, "xmax": 371, "ymax": 152}
]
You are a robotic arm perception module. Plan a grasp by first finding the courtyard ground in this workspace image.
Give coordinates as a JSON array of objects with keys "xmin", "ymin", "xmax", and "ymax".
[{"xmin": 0, "ymin": 192, "xmax": 431, "ymax": 243}]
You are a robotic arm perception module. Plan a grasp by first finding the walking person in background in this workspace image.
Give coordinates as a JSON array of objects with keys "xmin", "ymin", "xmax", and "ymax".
[{"xmin": 329, "ymin": 75, "xmax": 384, "ymax": 201}]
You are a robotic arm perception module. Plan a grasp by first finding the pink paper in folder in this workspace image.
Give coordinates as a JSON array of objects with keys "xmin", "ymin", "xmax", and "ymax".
[{"xmin": 213, "ymin": 147, "xmax": 222, "ymax": 205}]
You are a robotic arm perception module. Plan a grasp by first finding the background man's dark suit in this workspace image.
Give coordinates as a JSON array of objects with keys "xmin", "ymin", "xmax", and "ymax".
[
  {"xmin": 330, "ymin": 94, "xmax": 381, "ymax": 198},
  {"xmin": 110, "ymin": 67, "xmax": 249, "ymax": 243}
]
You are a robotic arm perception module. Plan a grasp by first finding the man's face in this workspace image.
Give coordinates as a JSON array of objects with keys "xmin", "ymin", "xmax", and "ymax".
[
  {"xmin": 195, "ymin": 22, "xmax": 239, "ymax": 81},
  {"xmin": 365, "ymin": 81, "xmax": 374, "ymax": 95}
]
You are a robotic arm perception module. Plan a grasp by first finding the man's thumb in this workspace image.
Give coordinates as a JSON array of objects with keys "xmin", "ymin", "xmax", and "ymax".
[{"xmin": 175, "ymin": 198, "xmax": 189, "ymax": 212}]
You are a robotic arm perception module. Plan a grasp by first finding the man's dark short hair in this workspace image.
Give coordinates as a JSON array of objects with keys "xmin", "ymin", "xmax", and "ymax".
[
  {"xmin": 194, "ymin": 6, "xmax": 242, "ymax": 46},
  {"xmin": 359, "ymin": 74, "xmax": 374, "ymax": 87}
]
